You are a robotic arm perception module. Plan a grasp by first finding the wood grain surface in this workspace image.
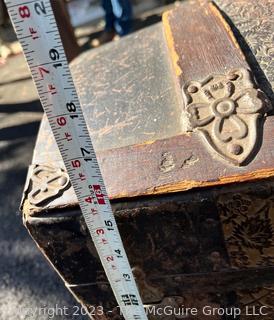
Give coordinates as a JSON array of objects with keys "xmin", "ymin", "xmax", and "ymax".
[
  {"xmin": 25, "ymin": 0, "xmax": 274, "ymax": 207},
  {"xmin": 163, "ymin": 0, "xmax": 247, "ymax": 85},
  {"xmin": 21, "ymin": 2, "xmax": 274, "ymax": 318}
]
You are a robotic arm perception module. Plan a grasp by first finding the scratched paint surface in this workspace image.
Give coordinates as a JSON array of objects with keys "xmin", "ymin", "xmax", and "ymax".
[{"xmin": 36, "ymin": 24, "xmax": 182, "ymax": 157}]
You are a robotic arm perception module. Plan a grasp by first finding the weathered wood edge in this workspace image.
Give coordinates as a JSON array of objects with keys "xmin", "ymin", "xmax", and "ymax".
[{"xmin": 20, "ymin": 0, "xmax": 274, "ymax": 213}]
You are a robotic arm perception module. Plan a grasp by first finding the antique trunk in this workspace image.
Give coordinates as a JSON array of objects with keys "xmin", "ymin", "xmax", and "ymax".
[{"xmin": 21, "ymin": 0, "xmax": 274, "ymax": 319}]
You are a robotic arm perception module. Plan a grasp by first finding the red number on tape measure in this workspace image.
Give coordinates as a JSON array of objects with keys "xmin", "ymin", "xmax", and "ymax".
[
  {"xmin": 57, "ymin": 117, "xmax": 66, "ymax": 126},
  {"xmin": 71, "ymin": 160, "xmax": 81, "ymax": 168},
  {"xmin": 106, "ymin": 256, "xmax": 114, "ymax": 262},
  {"xmin": 38, "ymin": 67, "xmax": 49, "ymax": 79},
  {"xmin": 96, "ymin": 229, "xmax": 105, "ymax": 235},
  {"xmin": 19, "ymin": 6, "xmax": 30, "ymax": 18}
]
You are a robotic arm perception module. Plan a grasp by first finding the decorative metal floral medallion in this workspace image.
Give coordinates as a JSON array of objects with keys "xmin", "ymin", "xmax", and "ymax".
[
  {"xmin": 29, "ymin": 165, "xmax": 70, "ymax": 206},
  {"xmin": 182, "ymin": 68, "xmax": 271, "ymax": 165}
]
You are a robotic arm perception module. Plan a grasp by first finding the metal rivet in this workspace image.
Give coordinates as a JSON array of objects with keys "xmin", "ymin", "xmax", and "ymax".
[
  {"xmin": 228, "ymin": 73, "xmax": 239, "ymax": 81},
  {"xmin": 188, "ymin": 85, "xmax": 198, "ymax": 93},
  {"xmin": 228, "ymin": 144, "xmax": 243, "ymax": 155},
  {"xmin": 59, "ymin": 176, "xmax": 67, "ymax": 186}
]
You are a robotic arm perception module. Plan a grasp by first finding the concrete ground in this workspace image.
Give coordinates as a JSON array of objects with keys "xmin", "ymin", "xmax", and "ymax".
[
  {"xmin": 0, "ymin": 2, "xmax": 178, "ymax": 319},
  {"xmin": 0, "ymin": 54, "xmax": 88, "ymax": 319}
]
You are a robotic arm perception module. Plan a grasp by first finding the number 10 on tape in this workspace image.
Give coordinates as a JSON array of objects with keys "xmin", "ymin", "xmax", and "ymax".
[{"xmin": 5, "ymin": 1, "xmax": 147, "ymax": 319}]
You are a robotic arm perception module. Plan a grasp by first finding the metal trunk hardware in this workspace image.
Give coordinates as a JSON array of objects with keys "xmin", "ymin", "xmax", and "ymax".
[
  {"xmin": 18, "ymin": 0, "xmax": 274, "ymax": 319},
  {"xmin": 182, "ymin": 68, "xmax": 271, "ymax": 165},
  {"xmin": 28, "ymin": 165, "xmax": 70, "ymax": 206}
]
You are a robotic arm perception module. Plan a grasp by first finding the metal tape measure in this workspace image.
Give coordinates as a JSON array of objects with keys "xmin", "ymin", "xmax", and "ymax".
[{"xmin": 5, "ymin": 1, "xmax": 147, "ymax": 319}]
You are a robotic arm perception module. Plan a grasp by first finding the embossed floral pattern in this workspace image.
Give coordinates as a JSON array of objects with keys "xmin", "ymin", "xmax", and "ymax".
[
  {"xmin": 218, "ymin": 194, "xmax": 252, "ymax": 224},
  {"xmin": 233, "ymin": 213, "xmax": 273, "ymax": 251},
  {"xmin": 218, "ymin": 188, "xmax": 274, "ymax": 312},
  {"xmin": 28, "ymin": 165, "xmax": 70, "ymax": 206},
  {"xmin": 216, "ymin": 0, "xmax": 274, "ymax": 103},
  {"xmin": 183, "ymin": 68, "xmax": 271, "ymax": 165},
  {"xmin": 219, "ymin": 192, "xmax": 274, "ymax": 261}
]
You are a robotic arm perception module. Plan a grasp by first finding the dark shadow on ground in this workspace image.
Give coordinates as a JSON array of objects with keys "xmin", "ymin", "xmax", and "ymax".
[
  {"xmin": 0, "ymin": 121, "xmax": 41, "ymax": 140},
  {"xmin": 0, "ymin": 100, "xmax": 43, "ymax": 113}
]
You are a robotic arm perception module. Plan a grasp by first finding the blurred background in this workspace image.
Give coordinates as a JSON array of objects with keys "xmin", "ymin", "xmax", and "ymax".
[{"xmin": 0, "ymin": 0, "xmax": 181, "ymax": 319}]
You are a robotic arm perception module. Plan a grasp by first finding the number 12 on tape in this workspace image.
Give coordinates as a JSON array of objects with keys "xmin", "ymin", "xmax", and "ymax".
[{"xmin": 5, "ymin": 1, "xmax": 148, "ymax": 319}]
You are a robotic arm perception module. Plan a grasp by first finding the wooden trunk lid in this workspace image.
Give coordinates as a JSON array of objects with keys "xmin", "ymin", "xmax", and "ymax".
[{"xmin": 22, "ymin": 0, "xmax": 274, "ymax": 214}]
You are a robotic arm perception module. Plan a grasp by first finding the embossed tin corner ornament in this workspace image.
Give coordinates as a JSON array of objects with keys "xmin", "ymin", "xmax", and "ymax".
[
  {"xmin": 182, "ymin": 68, "xmax": 272, "ymax": 166},
  {"xmin": 29, "ymin": 165, "xmax": 70, "ymax": 206}
]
